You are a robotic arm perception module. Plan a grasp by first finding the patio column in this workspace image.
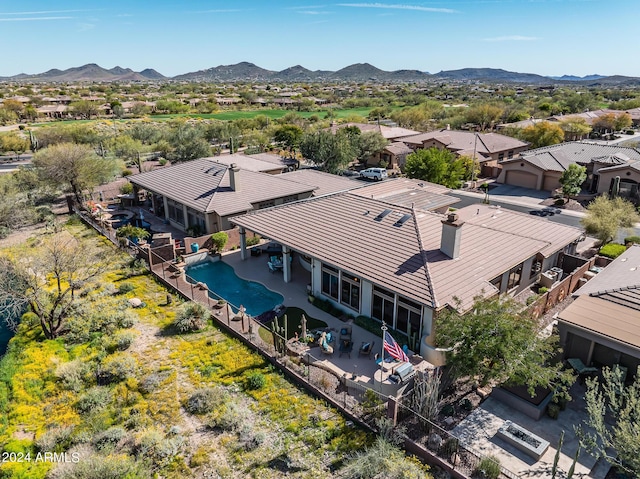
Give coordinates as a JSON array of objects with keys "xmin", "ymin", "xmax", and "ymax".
[
  {"xmin": 239, "ymin": 227, "xmax": 247, "ymax": 260},
  {"xmin": 282, "ymin": 245, "xmax": 291, "ymax": 283},
  {"xmin": 162, "ymin": 196, "xmax": 169, "ymax": 222}
]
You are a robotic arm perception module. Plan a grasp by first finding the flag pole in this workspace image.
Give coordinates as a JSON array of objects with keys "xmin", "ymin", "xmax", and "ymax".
[{"xmin": 380, "ymin": 321, "xmax": 387, "ymax": 367}]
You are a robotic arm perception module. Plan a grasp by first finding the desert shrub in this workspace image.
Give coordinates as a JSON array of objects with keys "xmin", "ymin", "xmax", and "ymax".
[
  {"xmin": 97, "ymin": 353, "xmax": 138, "ymax": 384},
  {"xmin": 210, "ymin": 231, "xmax": 229, "ymax": 252},
  {"xmin": 35, "ymin": 426, "xmax": 75, "ymax": 453},
  {"xmin": 93, "ymin": 427, "xmax": 127, "ymax": 451},
  {"xmin": 246, "ymin": 235, "xmax": 261, "ymax": 247},
  {"xmin": 624, "ymin": 235, "xmax": 640, "ymax": 245},
  {"xmin": 245, "ymin": 371, "xmax": 267, "ymax": 390},
  {"xmin": 135, "ymin": 427, "xmax": 184, "ymax": 466},
  {"xmin": 210, "ymin": 402, "xmax": 247, "ymax": 432},
  {"xmin": 117, "ymin": 282, "xmax": 135, "ymax": 294},
  {"xmin": 538, "ymin": 286, "xmax": 549, "ymax": 294},
  {"xmin": 139, "ymin": 371, "xmax": 170, "ymax": 394},
  {"xmin": 34, "ymin": 205, "xmax": 55, "ymax": 222},
  {"xmin": 599, "ymin": 243, "xmax": 626, "ymax": 259},
  {"xmin": 526, "ymin": 294, "xmax": 539, "ymax": 306},
  {"xmin": 239, "ymin": 429, "xmax": 266, "ymax": 451},
  {"xmin": 173, "ymin": 302, "xmax": 210, "ymax": 333},
  {"xmin": 121, "ymin": 169, "xmax": 133, "ymax": 177},
  {"xmin": 119, "ymin": 182, "xmax": 133, "ymax": 194},
  {"xmin": 186, "ymin": 387, "xmax": 224, "ymax": 415},
  {"xmin": 158, "ymin": 158, "xmax": 167, "ymax": 166},
  {"xmin": 109, "ymin": 330, "xmax": 136, "ymax": 351},
  {"xmin": 55, "ymin": 359, "xmax": 89, "ymax": 392},
  {"xmin": 76, "ymin": 386, "xmax": 112, "ymax": 414},
  {"xmin": 49, "ymin": 450, "xmax": 149, "ymax": 479},
  {"xmin": 554, "ymin": 198, "xmax": 565, "ymax": 206},
  {"xmin": 475, "ymin": 455, "xmax": 501, "ymax": 479},
  {"xmin": 118, "ymin": 310, "xmax": 137, "ymax": 328}
]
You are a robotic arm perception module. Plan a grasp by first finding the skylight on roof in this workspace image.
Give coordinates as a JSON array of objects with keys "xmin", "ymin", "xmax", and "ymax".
[
  {"xmin": 374, "ymin": 209, "xmax": 392, "ymax": 222},
  {"xmin": 393, "ymin": 214, "xmax": 412, "ymax": 227}
]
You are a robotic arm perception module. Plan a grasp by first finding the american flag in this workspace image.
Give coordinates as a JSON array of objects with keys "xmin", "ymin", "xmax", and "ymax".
[{"xmin": 383, "ymin": 331, "xmax": 409, "ymax": 362}]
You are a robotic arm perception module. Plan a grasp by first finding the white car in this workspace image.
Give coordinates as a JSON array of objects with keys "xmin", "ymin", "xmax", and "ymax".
[{"xmin": 360, "ymin": 168, "xmax": 388, "ymax": 181}]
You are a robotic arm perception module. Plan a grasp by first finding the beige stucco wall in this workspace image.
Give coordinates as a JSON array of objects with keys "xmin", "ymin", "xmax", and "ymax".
[{"xmin": 597, "ymin": 168, "xmax": 640, "ymax": 195}]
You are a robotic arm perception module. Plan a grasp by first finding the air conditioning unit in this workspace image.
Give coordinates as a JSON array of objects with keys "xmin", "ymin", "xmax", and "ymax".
[
  {"xmin": 539, "ymin": 270, "xmax": 558, "ymax": 288},
  {"xmin": 550, "ymin": 267, "xmax": 564, "ymax": 280}
]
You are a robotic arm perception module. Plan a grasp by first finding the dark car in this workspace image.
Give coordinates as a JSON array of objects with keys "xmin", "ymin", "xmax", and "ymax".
[
  {"xmin": 542, "ymin": 207, "xmax": 561, "ymax": 215},
  {"xmin": 529, "ymin": 210, "xmax": 548, "ymax": 217}
]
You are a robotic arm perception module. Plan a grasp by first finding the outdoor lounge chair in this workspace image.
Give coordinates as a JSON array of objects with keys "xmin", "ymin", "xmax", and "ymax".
[
  {"xmin": 339, "ymin": 326, "xmax": 352, "ymax": 342},
  {"xmin": 338, "ymin": 340, "xmax": 353, "ymax": 358},
  {"xmin": 359, "ymin": 341, "xmax": 375, "ymax": 359},
  {"xmin": 567, "ymin": 358, "xmax": 598, "ymax": 375}
]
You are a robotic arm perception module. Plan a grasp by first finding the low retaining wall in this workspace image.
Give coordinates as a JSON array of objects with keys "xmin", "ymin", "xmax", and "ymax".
[{"xmin": 492, "ymin": 386, "xmax": 553, "ymax": 421}]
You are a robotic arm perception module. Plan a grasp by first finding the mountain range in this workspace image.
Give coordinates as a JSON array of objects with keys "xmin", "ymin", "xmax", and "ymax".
[{"xmin": 2, "ymin": 62, "xmax": 639, "ymax": 85}]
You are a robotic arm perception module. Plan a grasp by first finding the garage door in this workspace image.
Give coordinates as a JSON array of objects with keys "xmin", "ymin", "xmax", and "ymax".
[
  {"xmin": 542, "ymin": 175, "xmax": 560, "ymax": 192},
  {"xmin": 505, "ymin": 170, "xmax": 538, "ymax": 189}
]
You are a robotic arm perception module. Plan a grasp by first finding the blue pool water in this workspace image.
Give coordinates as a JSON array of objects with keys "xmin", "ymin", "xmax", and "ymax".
[{"xmin": 186, "ymin": 261, "xmax": 283, "ymax": 317}]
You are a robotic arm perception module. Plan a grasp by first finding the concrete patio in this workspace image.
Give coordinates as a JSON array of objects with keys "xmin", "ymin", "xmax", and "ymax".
[
  {"xmin": 222, "ymin": 248, "xmax": 393, "ymax": 384},
  {"xmin": 452, "ymin": 381, "xmax": 610, "ymax": 478}
]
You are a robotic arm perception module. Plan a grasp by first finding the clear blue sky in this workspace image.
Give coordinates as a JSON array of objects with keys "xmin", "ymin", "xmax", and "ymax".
[{"xmin": 1, "ymin": 0, "xmax": 637, "ymax": 78}]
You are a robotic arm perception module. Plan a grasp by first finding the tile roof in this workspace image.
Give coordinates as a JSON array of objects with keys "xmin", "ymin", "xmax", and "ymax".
[
  {"xmin": 351, "ymin": 178, "xmax": 459, "ymax": 212},
  {"xmin": 246, "ymin": 152, "xmax": 298, "ymax": 167},
  {"xmin": 232, "ymin": 196, "xmax": 581, "ymax": 311},
  {"xmin": 280, "ymin": 169, "xmax": 362, "ymax": 196},
  {"xmin": 557, "ymin": 295, "xmax": 640, "ymax": 349},
  {"xmin": 384, "ymin": 142, "xmax": 413, "ymax": 156},
  {"xmin": 573, "ymin": 245, "xmax": 640, "ymax": 297},
  {"xmin": 329, "ymin": 122, "xmax": 421, "ymax": 140},
  {"xmin": 129, "ymin": 158, "xmax": 316, "ymax": 216},
  {"xmin": 505, "ymin": 141, "xmax": 640, "ymax": 172},
  {"xmin": 399, "ymin": 130, "xmax": 528, "ymax": 154},
  {"xmin": 203, "ymin": 154, "xmax": 285, "ymax": 173}
]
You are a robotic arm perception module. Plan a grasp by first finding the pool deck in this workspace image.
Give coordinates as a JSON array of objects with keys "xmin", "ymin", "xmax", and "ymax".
[{"xmin": 151, "ymin": 248, "xmax": 390, "ymax": 386}]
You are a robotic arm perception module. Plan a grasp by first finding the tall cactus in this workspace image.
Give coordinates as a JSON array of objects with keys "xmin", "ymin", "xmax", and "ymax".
[{"xmin": 29, "ymin": 130, "xmax": 38, "ymax": 152}]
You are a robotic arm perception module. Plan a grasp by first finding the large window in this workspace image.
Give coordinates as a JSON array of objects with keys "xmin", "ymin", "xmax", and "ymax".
[
  {"xmin": 372, "ymin": 286, "xmax": 394, "ymax": 324},
  {"xmin": 396, "ymin": 297, "xmax": 422, "ymax": 340},
  {"xmin": 321, "ymin": 264, "xmax": 339, "ymax": 300},
  {"xmin": 507, "ymin": 262, "xmax": 523, "ymax": 290},
  {"xmin": 167, "ymin": 199, "xmax": 184, "ymax": 225},
  {"xmin": 341, "ymin": 274, "xmax": 360, "ymax": 311}
]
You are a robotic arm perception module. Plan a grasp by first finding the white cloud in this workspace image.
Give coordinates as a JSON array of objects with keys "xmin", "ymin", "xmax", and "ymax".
[
  {"xmin": 77, "ymin": 23, "xmax": 95, "ymax": 31},
  {"xmin": 0, "ymin": 16, "xmax": 73, "ymax": 22},
  {"xmin": 338, "ymin": 3, "xmax": 458, "ymax": 13},
  {"xmin": 483, "ymin": 35, "xmax": 539, "ymax": 42},
  {"xmin": 298, "ymin": 10, "xmax": 332, "ymax": 14},
  {"xmin": 0, "ymin": 9, "xmax": 90, "ymax": 15}
]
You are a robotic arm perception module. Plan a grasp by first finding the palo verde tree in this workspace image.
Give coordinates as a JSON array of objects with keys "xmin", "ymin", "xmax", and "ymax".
[
  {"xmin": 559, "ymin": 164, "xmax": 587, "ymax": 202},
  {"xmin": 32, "ymin": 142, "xmax": 121, "ymax": 205},
  {"xmin": 579, "ymin": 366, "xmax": 640, "ymax": 476},
  {"xmin": 435, "ymin": 295, "xmax": 574, "ymax": 395},
  {"xmin": 0, "ymin": 229, "xmax": 108, "ymax": 339},
  {"xmin": 581, "ymin": 195, "xmax": 640, "ymax": 245}
]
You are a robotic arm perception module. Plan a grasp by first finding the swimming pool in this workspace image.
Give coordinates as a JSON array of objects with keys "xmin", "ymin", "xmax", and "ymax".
[{"xmin": 186, "ymin": 260, "xmax": 283, "ymax": 317}]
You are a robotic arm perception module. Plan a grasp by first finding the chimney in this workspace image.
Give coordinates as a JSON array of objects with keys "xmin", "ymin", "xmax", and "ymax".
[
  {"xmin": 440, "ymin": 213, "xmax": 463, "ymax": 259},
  {"xmin": 229, "ymin": 163, "xmax": 240, "ymax": 191}
]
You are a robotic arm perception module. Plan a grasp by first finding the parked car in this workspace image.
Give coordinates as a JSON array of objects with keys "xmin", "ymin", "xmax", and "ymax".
[
  {"xmin": 529, "ymin": 207, "xmax": 561, "ymax": 217},
  {"xmin": 360, "ymin": 168, "xmax": 388, "ymax": 181}
]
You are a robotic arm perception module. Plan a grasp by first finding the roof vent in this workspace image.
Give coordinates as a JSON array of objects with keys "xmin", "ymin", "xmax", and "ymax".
[
  {"xmin": 393, "ymin": 214, "xmax": 412, "ymax": 227},
  {"xmin": 374, "ymin": 209, "xmax": 392, "ymax": 222}
]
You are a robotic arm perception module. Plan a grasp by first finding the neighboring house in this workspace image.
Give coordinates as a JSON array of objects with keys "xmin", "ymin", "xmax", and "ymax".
[
  {"xmin": 245, "ymin": 152, "xmax": 299, "ymax": 171},
  {"xmin": 329, "ymin": 122, "xmax": 421, "ymax": 142},
  {"xmin": 231, "ymin": 195, "xmax": 582, "ymax": 365},
  {"xmin": 369, "ymin": 142, "xmax": 413, "ymax": 170},
  {"xmin": 497, "ymin": 141, "xmax": 640, "ymax": 194},
  {"xmin": 557, "ymin": 245, "xmax": 640, "ymax": 374},
  {"xmin": 128, "ymin": 159, "xmax": 316, "ymax": 234},
  {"xmin": 398, "ymin": 129, "xmax": 529, "ymax": 177}
]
